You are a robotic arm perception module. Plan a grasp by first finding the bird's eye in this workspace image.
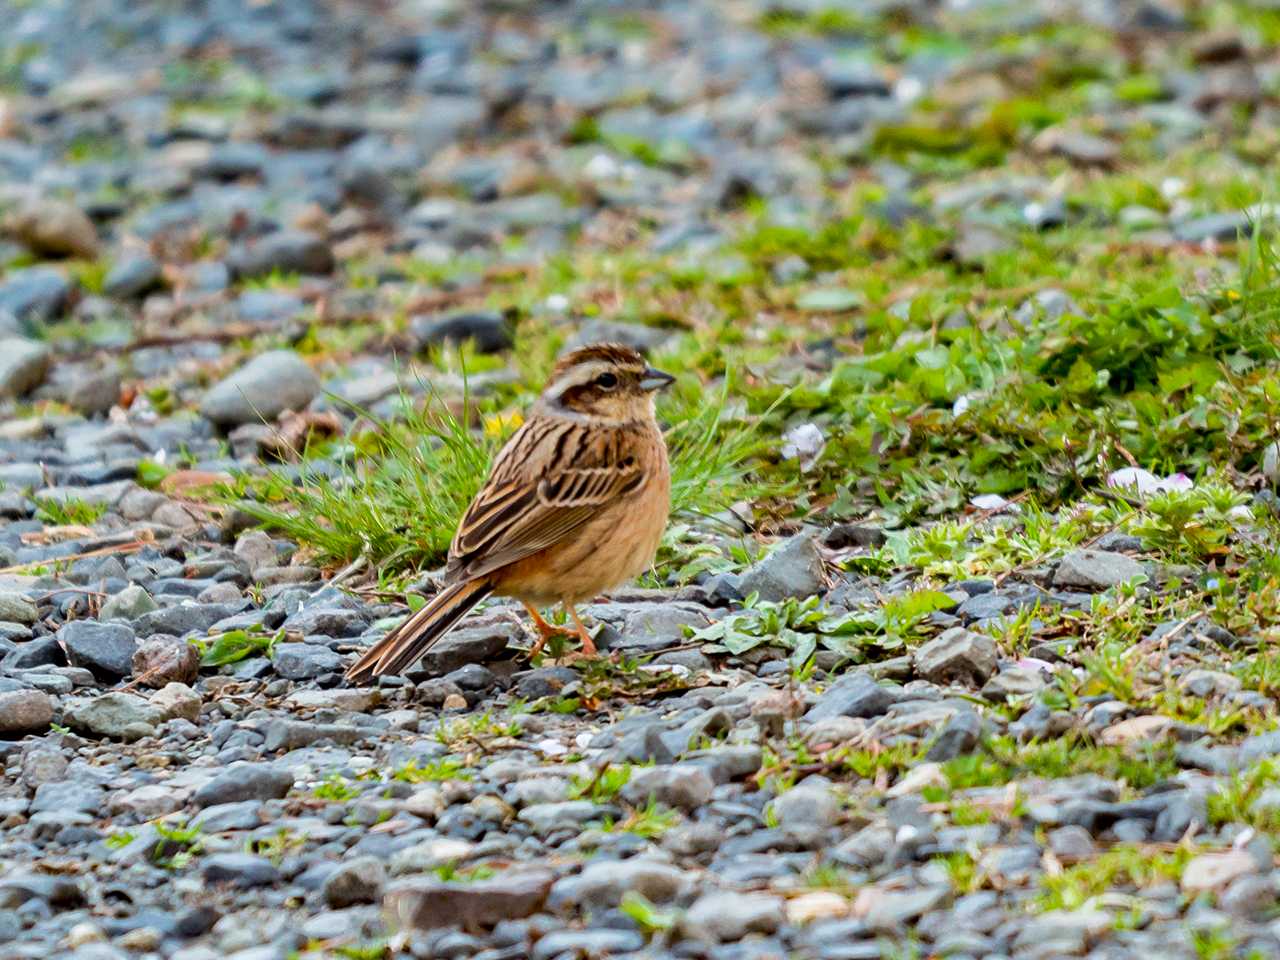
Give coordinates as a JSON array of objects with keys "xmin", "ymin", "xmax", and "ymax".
[{"xmin": 595, "ymin": 372, "xmax": 618, "ymax": 389}]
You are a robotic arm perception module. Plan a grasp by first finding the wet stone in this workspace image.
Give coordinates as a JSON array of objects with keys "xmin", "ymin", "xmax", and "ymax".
[
  {"xmin": 738, "ymin": 532, "xmax": 825, "ymax": 602},
  {"xmin": 201, "ymin": 853, "xmax": 281, "ymax": 889},
  {"xmin": 804, "ymin": 671, "xmax": 898, "ymax": 721},
  {"xmin": 58, "ymin": 620, "xmax": 137, "ymax": 679},
  {"xmin": 913, "ymin": 627, "xmax": 998, "ymax": 686},
  {"xmin": 193, "ymin": 762, "xmax": 294, "ymax": 807},
  {"xmin": 1053, "ymin": 549, "xmax": 1145, "ymax": 590},
  {"xmin": 199, "ymin": 350, "xmax": 321, "ymax": 427},
  {"xmin": 384, "ymin": 871, "xmax": 554, "ymax": 930},
  {"xmin": 0, "ymin": 689, "xmax": 53, "ymax": 735},
  {"xmin": 64, "ymin": 692, "xmax": 162, "ymax": 740},
  {"xmin": 227, "ymin": 230, "xmax": 334, "ymax": 279}
]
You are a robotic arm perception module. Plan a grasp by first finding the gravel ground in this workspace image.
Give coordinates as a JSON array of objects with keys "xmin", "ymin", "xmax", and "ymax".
[{"xmin": 3, "ymin": 1, "xmax": 1280, "ymax": 959}]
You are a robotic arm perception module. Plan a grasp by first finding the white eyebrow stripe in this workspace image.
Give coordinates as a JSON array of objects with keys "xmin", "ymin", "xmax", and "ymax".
[{"xmin": 545, "ymin": 361, "xmax": 612, "ymax": 400}]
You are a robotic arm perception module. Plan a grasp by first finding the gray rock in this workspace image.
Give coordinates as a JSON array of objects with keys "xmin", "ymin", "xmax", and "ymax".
[
  {"xmin": 862, "ymin": 885, "xmax": 950, "ymax": 932},
  {"xmin": 63, "ymin": 366, "xmax": 121, "ymax": 416},
  {"xmin": 0, "ymin": 267, "xmax": 70, "ymax": 326},
  {"xmin": 1049, "ymin": 825, "xmax": 1098, "ymax": 861},
  {"xmin": 621, "ymin": 764, "xmax": 714, "ymax": 811},
  {"xmin": 1012, "ymin": 908, "xmax": 1110, "ymax": 953},
  {"xmin": 683, "ymin": 890, "xmax": 784, "ymax": 941},
  {"xmin": 804, "ymin": 671, "xmax": 897, "ymax": 721},
  {"xmin": 239, "ymin": 290, "xmax": 307, "ymax": 324},
  {"xmin": 192, "ymin": 800, "xmax": 264, "ymax": 833},
  {"xmin": 0, "ymin": 463, "xmax": 41, "ymax": 489},
  {"xmin": 384, "ymin": 871, "xmax": 554, "ymax": 930},
  {"xmin": 925, "ymin": 710, "xmax": 982, "ymax": 761},
  {"xmin": 563, "ymin": 320, "xmax": 672, "ymax": 354},
  {"xmin": 64, "ymin": 692, "xmax": 162, "ymax": 740},
  {"xmin": 199, "ymin": 350, "xmax": 321, "ymax": 427},
  {"xmin": 134, "ymin": 602, "xmax": 245, "ymax": 638},
  {"xmin": 272, "ymin": 642, "xmax": 344, "ymax": 680},
  {"xmin": 1013, "ymin": 288, "xmax": 1080, "ymax": 323},
  {"xmin": 410, "ymin": 311, "xmax": 513, "ymax": 354},
  {"xmin": 1241, "ymin": 731, "xmax": 1280, "ymax": 764},
  {"xmin": 262, "ymin": 719, "xmax": 363, "ymax": 751},
  {"xmin": 228, "ymin": 230, "xmax": 334, "ymax": 279},
  {"xmin": 30, "ymin": 780, "xmax": 104, "ymax": 815},
  {"xmin": 1220, "ymin": 874, "xmax": 1275, "ymax": 919},
  {"xmin": 0, "ymin": 871, "xmax": 87, "ymax": 910},
  {"xmin": 0, "ymin": 338, "xmax": 51, "ymax": 398},
  {"xmin": 952, "ymin": 222, "xmax": 1013, "ymax": 265},
  {"xmin": 202, "ymin": 853, "xmax": 280, "ymax": 888},
  {"xmin": 5, "ymin": 197, "xmax": 99, "ymax": 258},
  {"xmin": 683, "ymin": 745, "xmax": 762, "ymax": 784},
  {"xmin": 0, "ymin": 592, "xmax": 38, "ymax": 624},
  {"xmin": 610, "ymin": 723, "xmax": 675, "ymax": 765},
  {"xmin": 1033, "ymin": 128, "xmax": 1119, "ymax": 166},
  {"xmin": 281, "ymin": 606, "xmax": 368, "ymax": 638},
  {"xmin": 1053, "ymin": 549, "xmax": 1145, "ymax": 590},
  {"xmin": 322, "ymin": 856, "xmax": 386, "ymax": 908},
  {"xmin": 913, "ymin": 627, "xmax": 998, "ymax": 685},
  {"xmin": 1174, "ymin": 211, "xmax": 1252, "ymax": 244},
  {"xmin": 981, "ymin": 666, "xmax": 1046, "ymax": 701},
  {"xmin": 0, "ymin": 690, "xmax": 53, "ymax": 734},
  {"xmin": 233, "ymin": 530, "xmax": 280, "ymax": 574},
  {"xmin": 203, "ymin": 141, "xmax": 269, "ymax": 178},
  {"xmin": 548, "ymin": 858, "xmax": 687, "ymax": 909},
  {"xmin": 738, "ymin": 532, "xmax": 825, "ymax": 602},
  {"xmin": 103, "ymin": 255, "xmax": 162, "ymax": 299},
  {"xmin": 517, "ymin": 800, "xmax": 605, "ymax": 834},
  {"xmin": 773, "ymin": 784, "xmax": 840, "ymax": 830},
  {"xmin": 58, "ymin": 620, "xmax": 137, "ymax": 679},
  {"xmin": 956, "ymin": 591, "xmax": 1015, "ymax": 622},
  {"xmin": 1153, "ymin": 791, "xmax": 1207, "ymax": 842},
  {"xmin": 3, "ymin": 636, "xmax": 66, "ymax": 670},
  {"xmin": 1180, "ymin": 669, "xmax": 1240, "ymax": 698},
  {"xmin": 511, "ymin": 665, "xmax": 578, "ymax": 700},
  {"xmin": 21, "ymin": 749, "xmax": 68, "ymax": 788},
  {"xmin": 598, "ymin": 602, "xmax": 709, "ymax": 653},
  {"xmin": 16, "ymin": 672, "xmax": 71, "ymax": 694},
  {"xmin": 531, "ymin": 930, "xmax": 645, "ymax": 960}
]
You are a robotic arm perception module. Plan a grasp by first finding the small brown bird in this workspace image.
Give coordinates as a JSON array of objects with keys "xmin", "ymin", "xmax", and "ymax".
[{"xmin": 345, "ymin": 343, "xmax": 674, "ymax": 682}]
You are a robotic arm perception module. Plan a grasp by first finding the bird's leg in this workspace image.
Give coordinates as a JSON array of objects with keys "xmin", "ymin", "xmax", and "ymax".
[
  {"xmin": 567, "ymin": 605, "xmax": 598, "ymax": 657},
  {"xmin": 522, "ymin": 602, "xmax": 567, "ymax": 657}
]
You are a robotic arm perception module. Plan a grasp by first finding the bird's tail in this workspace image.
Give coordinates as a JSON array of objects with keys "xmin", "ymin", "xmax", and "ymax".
[{"xmin": 345, "ymin": 579, "xmax": 491, "ymax": 683}]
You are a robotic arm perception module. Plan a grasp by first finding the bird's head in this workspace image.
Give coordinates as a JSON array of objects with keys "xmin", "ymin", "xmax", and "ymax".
[{"xmin": 541, "ymin": 342, "xmax": 674, "ymax": 422}]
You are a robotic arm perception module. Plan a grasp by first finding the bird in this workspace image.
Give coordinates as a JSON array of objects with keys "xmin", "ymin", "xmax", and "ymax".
[{"xmin": 345, "ymin": 342, "xmax": 674, "ymax": 682}]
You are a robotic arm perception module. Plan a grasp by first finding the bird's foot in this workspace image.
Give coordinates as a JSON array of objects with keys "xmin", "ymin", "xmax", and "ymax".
[
  {"xmin": 568, "ymin": 606, "xmax": 599, "ymax": 658},
  {"xmin": 522, "ymin": 602, "xmax": 573, "ymax": 658}
]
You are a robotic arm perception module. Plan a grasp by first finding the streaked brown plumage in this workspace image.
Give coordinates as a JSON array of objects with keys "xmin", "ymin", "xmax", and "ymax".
[{"xmin": 345, "ymin": 343, "xmax": 673, "ymax": 682}]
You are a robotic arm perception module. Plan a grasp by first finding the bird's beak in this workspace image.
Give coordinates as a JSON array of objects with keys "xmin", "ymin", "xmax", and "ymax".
[{"xmin": 639, "ymin": 367, "xmax": 676, "ymax": 392}]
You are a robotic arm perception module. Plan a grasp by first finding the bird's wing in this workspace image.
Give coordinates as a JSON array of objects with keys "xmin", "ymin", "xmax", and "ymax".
[{"xmin": 446, "ymin": 418, "xmax": 646, "ymax": 582}]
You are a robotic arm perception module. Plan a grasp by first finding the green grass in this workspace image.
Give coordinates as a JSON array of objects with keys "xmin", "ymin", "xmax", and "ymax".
[
  {"xmin": 569, "ymin": 763, "xmax": 634, "ymax": 803},
  {"xmin": 943, "ymin": 737, "xmax": 1181, "ymax": 792},
  {"xmin": 194, "ymin": 628, "xmax": 281, "ymax": 667},
  {"xmin": 313, "ymin": 773, "xmax": 360, "ymax": 802},
  {"xmin": 34, "ymin": 497, "xmax": 108, "ymax": 526},
  {"xmin": 603, "ymin": 797, "xmax": 681, "ymax": 838},
  {"xmin": 431, "ymin": 861, "xmax": 496, "ymax": 883},
  {"xmin": 151, "ymin": 819, "xmax": 204, "ymax": 869},
  {"xmin": 392, "ymin": 758, "xmax": 471, "ymax": 783},
  {"xmin": 246, "ymin": 828, "xmax": 304, "ymax": 866},
  {"xmin": 434, "ymin": 711, "xmax": 523, "ymax": 745},
  {"xmin": 1036, "ymin": 845, "xmax": 1191, "ymax": 912}
]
